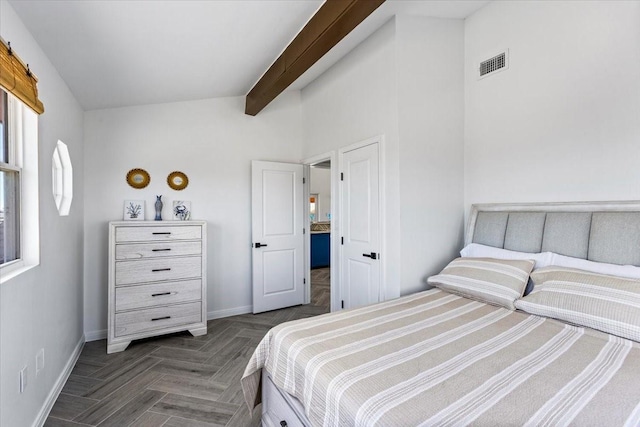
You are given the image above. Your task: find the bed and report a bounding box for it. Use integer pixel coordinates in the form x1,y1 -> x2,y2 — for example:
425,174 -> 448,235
242,201 -> 640,426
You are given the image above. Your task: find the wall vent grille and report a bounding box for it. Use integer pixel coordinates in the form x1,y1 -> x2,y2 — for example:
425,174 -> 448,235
476,49 -> 509,79
480,52 -> 506,77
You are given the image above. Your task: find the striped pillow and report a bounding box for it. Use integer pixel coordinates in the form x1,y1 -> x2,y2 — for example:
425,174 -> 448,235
515,267 -> 640,342
427,257 -> 535,309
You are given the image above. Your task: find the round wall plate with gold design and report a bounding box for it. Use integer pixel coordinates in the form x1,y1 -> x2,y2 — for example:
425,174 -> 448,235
126,168 -> 150,189
167,171 -> 189,190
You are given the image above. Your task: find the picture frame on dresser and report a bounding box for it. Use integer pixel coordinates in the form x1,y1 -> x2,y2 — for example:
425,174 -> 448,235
107,220 -> 207,353
123,200 -> 145,220
173,200 -> 191,221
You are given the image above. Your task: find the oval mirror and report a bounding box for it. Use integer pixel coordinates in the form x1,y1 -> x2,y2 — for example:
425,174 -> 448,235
167,171 -> 189,190
126,168 -> 150,189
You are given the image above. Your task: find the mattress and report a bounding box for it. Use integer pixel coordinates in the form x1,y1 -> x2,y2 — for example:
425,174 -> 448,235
242,289 -> 640,426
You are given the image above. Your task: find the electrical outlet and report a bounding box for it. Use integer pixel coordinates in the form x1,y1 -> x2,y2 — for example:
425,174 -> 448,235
36,349 -> 44,375
19,366 -> 27,393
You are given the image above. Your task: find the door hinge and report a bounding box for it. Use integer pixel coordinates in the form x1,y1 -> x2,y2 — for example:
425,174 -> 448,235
303,228 -> 306,234
341,236 -> 344,245
303,278 -> 306,284
340,172 -> 344,181
303,177 -> 306,184
341,300 -> 344,309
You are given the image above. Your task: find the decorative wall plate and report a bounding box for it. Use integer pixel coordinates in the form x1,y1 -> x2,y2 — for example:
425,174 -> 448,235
167,171 -> 189,190
126,168 -> 150,189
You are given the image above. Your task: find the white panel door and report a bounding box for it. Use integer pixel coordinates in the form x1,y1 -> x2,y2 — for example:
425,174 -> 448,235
341,143 -> 380,309
252,161 -> 304,313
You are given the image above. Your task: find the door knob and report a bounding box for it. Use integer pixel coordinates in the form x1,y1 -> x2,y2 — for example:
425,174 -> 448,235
254,242 -> 268,248
363,252 -> 378,260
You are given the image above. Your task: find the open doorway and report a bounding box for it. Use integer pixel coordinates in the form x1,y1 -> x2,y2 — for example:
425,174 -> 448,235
304,151 -> 338,313
302,137 -> 382,313
309,160 -> 331,313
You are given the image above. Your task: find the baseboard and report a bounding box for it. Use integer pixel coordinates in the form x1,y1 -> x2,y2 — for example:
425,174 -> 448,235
33,334 -> 85,427
84,305 -> 253,342
85,329 -> 107,342
208,305 -> 252,319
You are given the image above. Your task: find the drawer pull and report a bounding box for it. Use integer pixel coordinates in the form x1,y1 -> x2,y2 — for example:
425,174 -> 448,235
151,292 -> 172,297
151,316 -> 171,321
151,268 -> 171,272
152,232 -> 172,235
280,421 -> 288,427
152,248 -> 172,252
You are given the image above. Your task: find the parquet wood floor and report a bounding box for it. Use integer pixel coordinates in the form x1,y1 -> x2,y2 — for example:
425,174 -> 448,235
45,269 -> 330,427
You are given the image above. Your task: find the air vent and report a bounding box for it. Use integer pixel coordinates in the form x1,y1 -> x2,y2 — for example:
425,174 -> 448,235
478,49 -> 508,79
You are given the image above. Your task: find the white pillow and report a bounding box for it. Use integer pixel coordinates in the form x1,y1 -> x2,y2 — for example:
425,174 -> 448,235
550,253 -> 640,280
460,243 -> 554,269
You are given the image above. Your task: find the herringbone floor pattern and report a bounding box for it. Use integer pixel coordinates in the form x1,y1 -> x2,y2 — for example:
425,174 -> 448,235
310,267 -> 330,308
45,270 -> 330,427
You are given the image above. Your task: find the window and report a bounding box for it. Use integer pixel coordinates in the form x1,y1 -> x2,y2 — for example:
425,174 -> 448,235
52,140 -> 73,216
0,90 -> 20,265
0,88 -> 39,279
0,39 -> 43,281
310,194 -> 319,222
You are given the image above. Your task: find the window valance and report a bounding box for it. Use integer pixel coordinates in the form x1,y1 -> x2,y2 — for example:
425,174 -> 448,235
0,38 -> 44,114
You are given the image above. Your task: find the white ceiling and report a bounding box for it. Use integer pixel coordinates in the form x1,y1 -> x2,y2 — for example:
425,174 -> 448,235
8,0 -> 488,111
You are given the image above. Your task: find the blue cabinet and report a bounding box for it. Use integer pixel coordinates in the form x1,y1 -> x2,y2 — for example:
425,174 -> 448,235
311,233 -> 330,268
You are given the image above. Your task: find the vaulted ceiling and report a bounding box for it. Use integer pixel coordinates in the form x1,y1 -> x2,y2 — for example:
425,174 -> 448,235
8,0 -> 488,111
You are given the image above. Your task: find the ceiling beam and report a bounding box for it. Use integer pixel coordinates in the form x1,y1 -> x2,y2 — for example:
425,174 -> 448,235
245,0 -> 385,116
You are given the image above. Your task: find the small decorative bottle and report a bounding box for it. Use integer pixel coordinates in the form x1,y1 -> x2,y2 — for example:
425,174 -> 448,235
154,195 -> 163,220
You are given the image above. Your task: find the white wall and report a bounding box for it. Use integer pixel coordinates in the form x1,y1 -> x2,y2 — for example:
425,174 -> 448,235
301,18 -> 403,300
465,1 -> 640,216
301,15 -> 465,298
0,1 -> 85,426
83,92 -> 303,338
310,167 -> 331,222
396,15 -> 464,293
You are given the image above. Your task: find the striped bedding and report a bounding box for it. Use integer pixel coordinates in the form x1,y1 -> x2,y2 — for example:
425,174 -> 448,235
241,289 -> 640,426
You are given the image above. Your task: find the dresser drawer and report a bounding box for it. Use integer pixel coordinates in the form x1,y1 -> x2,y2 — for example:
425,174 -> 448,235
116,241 -> 201,260
115,279 -> 202,312
115,257 -> 201,286
115,226 -> 201,243
114,302 -> 202,337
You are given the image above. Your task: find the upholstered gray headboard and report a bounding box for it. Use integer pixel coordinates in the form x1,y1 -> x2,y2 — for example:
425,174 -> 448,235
465,201 -> 640,267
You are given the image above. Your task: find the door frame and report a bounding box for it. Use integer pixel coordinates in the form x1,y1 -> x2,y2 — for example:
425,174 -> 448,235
303,150 -> 339,311
338,135 -> 386,306
302,134 -> 386,312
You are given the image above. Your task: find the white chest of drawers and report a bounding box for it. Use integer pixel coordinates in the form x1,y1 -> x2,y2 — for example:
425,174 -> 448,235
107,221 -> 207,353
